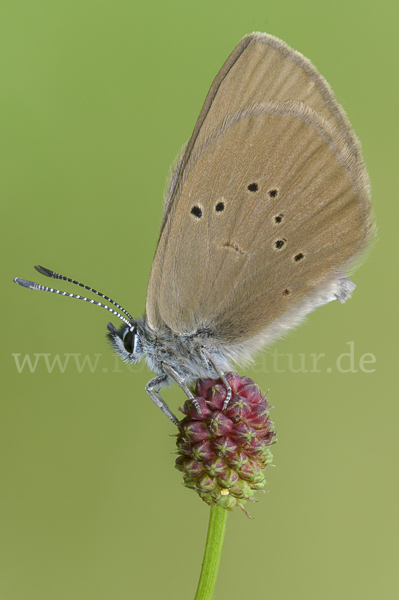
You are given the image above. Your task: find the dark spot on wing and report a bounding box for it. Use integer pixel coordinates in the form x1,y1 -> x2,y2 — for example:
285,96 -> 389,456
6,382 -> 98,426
191,206 -> 202,218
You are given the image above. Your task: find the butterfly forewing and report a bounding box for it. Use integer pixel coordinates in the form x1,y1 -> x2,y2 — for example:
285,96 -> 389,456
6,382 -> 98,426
146,33 -> 373,346
160,32 -> 364,236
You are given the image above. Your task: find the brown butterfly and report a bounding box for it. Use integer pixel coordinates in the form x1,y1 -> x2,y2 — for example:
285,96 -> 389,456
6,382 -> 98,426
14,33 -> 374,425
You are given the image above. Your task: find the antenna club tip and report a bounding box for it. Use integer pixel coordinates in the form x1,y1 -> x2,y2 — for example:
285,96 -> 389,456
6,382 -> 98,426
13,277 -> 38,290
35,265 -> 54,277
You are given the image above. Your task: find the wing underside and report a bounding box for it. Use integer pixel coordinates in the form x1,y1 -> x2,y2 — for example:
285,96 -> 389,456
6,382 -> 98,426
146,33 -> 373,349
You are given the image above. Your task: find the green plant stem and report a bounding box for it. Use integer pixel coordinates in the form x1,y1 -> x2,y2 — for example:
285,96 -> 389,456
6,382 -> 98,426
194,505 -> 228,600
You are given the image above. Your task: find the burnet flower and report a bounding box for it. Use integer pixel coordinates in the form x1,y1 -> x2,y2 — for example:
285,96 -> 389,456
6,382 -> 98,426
175,373 -> 276,513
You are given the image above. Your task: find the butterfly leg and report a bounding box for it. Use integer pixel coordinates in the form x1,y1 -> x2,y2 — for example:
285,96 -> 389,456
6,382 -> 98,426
145,374 -> 179,425
161,362 -> 201,413
200,346 -> 232,410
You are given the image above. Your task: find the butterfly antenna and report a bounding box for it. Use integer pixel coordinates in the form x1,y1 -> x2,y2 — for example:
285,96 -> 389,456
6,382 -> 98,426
13,266 -> 133,328
33,265 -> 135,321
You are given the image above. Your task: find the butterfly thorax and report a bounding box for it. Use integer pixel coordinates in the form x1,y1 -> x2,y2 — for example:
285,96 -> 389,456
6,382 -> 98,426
107,316 -> 232,385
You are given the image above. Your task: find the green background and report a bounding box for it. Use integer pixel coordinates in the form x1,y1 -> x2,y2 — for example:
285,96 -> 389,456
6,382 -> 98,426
2,1 -> 397,599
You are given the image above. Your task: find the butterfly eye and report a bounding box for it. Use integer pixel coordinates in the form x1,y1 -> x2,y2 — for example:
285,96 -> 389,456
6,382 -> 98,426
123,330 -> 134,354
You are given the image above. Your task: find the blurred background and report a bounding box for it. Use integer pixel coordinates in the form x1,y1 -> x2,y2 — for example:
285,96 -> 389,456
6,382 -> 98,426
2,1 -> 397,599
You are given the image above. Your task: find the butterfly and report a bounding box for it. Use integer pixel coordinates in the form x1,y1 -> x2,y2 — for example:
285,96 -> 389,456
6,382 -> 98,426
14,33 -> 374,425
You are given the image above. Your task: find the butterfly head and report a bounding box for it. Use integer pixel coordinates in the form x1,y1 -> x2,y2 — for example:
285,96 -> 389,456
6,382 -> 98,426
107,322 -> 144,364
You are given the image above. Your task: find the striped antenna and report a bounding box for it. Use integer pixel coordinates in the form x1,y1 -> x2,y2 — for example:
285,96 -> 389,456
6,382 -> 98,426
34,265 -> 134,322
13,266 -> 133,328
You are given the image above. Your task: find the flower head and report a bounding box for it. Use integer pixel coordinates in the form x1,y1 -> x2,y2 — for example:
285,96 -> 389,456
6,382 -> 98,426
175,373 -> 276,512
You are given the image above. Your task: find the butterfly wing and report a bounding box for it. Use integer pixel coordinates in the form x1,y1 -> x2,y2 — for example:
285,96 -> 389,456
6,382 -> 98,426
146,33 -> 373,352
160,32 -> 363,234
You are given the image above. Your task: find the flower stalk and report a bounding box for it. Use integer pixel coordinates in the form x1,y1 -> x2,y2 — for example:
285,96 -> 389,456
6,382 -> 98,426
194,505 -> 228,600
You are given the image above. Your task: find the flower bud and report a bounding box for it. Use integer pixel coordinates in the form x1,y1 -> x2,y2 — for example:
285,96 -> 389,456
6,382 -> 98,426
175,373 -> 276,512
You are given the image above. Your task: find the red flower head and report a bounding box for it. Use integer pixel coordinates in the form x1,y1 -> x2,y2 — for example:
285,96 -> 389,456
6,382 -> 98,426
175,373 -> 276,512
